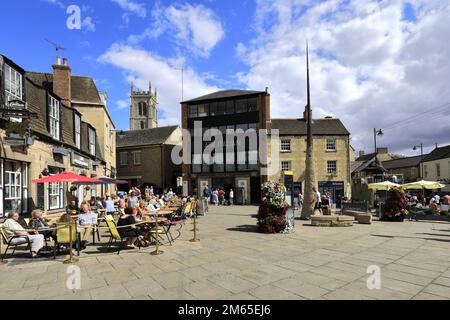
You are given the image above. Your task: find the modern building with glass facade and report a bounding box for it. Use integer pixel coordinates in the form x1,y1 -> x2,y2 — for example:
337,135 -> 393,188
181,89 -> 271,204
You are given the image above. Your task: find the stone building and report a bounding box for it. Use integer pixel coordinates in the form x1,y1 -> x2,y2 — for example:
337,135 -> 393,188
181,89 -> 271,204
116,126 -> 182,192
129,82 -> 158,130
0,54 -> 115,217
269,111 -> 352,207
422,144 -> 450,192
382,155 -> 423,183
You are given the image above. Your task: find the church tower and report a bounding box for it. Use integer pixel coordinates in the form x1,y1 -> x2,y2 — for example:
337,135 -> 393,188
130,82 -> 158,130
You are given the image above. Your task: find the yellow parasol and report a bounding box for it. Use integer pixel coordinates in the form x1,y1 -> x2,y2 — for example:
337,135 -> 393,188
368,181 -> 401,191
401,180 -> 446,190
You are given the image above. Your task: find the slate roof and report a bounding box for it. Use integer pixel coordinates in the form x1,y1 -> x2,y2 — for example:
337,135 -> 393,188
270,118 -> 350,136
182,90 -> 265,103
26,72 -> 102,104
355,152 -> 377,162
423,145 -> 450,162
117,126 -> 179,148
382,155 -> 423,170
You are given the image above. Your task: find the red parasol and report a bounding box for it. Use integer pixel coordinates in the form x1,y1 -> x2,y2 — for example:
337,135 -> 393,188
32,172 -> 102,184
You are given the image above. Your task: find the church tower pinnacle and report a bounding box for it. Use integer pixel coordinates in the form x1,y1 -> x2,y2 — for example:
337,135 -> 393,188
130,81 -> 158,130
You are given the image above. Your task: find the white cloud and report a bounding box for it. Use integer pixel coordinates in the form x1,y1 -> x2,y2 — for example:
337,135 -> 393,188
43,0 -> 65,8
112,0 -> 147,18
236,0 -> 450,154
128,3 -> 224,58
115,99 -> 129,110
81,16 -> 96,32
99,44 -> 219,126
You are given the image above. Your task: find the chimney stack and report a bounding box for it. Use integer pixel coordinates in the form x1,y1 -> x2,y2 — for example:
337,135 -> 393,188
359,150 -> 365,157
52,57 -> 71,107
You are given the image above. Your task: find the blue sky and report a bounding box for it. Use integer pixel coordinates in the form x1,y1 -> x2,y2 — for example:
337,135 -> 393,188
1,0 -> 449,155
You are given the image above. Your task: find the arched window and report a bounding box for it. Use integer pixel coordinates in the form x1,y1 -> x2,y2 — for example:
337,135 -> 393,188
138,102 -> 143,116
143,103 -> 148,116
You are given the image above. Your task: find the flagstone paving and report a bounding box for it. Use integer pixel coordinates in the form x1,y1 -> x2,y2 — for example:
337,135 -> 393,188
1,206 -> 450,300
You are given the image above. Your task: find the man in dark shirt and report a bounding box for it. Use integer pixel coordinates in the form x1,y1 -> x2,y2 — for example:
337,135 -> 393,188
66,199 -> 80,214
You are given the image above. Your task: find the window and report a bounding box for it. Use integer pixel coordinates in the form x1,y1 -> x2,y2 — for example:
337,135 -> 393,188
120,152 -> 128,166
436,163 -> 441,177
327,160 -> 337,174
189,105 -> 198,118
140,121 -> 146,129
74,113 -> 81,149
281,161 -> 292,171
225,101 -> 234,114
210,102 -> 218,116
326,139 -> 336,151
281,139 -> 291,152
48,167 -> 64,210
88,128 -> 96,156
133,151 -> 142,165
198,104 -> 208,117
49,96 -> 60,140
4,163 -> 22,214
424,165 -> 428,178
142,103 -> 148,116
4,64 -> 22,100
235,99 -> 247,113
247,98 -> 257,112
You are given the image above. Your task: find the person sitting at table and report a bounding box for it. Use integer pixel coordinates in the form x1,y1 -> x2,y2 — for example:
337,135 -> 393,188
89,197 -> 98,211
3,212 -> 45,258
77,203 -> 98,246
29,209 -> 56,242
105,196 -> 116,216
147,198 -> 161,212
117,207 -> 142,248
128,191 -> 138,209
137,200 -> 149,218
430,199 -> 441,215
66,199 -> 80,215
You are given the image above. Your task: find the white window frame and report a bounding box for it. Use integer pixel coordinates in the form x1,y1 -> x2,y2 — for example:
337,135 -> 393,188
49,95 -> 60,140
281,161 -> 292,171
120,152 -> 128,166
133,151 -> 142,165
4,169 -> 22,211
326,139 -> 337,151
4,64 -> 22,100
327,160 -> 337,174
280,139 -> 291,152
74,113 -> 81,149
48,168 -> 64,210
88,128 -> 96,156
436,163 -> 441,177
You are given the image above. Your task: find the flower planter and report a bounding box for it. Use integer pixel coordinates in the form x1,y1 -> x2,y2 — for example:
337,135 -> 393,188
257,182 -> 293,234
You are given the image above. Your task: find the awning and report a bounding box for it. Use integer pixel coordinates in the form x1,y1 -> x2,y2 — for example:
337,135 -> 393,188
33,172 -> 103,184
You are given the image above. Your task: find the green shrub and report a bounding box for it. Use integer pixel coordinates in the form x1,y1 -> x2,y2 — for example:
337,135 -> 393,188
440,211 -> 449,216
425,209 -> 435,216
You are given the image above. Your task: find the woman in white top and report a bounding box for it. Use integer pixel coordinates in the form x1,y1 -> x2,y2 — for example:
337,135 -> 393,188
3,212 -> 44,257
105,196 -> 116,215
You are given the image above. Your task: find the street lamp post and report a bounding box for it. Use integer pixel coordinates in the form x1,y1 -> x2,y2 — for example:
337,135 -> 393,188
413,144 -> 424,179
373,128 -> 384,154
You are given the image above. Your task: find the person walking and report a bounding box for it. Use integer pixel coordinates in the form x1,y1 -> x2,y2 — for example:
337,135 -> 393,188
229,189 -> 234,206
312,187 -> 322,215
203,186 -> 211,213
212,189 -> 219,206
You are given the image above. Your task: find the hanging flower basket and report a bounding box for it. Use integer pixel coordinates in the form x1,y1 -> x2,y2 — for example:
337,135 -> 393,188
257,181 -> 293,233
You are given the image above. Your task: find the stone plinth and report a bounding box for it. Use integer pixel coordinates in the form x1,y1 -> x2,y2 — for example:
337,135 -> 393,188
311,215 -> 354,227
355,214 -> 372,224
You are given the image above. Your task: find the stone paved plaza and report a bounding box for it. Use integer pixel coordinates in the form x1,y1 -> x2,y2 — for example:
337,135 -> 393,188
1,205 -> 450,300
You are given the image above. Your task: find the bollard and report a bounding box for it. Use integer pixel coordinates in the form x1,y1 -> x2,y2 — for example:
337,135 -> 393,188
151,215 -> 164,255
190,211 -> 200,243
63,221 -> 78,264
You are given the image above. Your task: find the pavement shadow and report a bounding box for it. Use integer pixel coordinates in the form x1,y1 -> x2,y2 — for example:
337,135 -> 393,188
372,234 -> 450,243
226,225 -> 259,233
